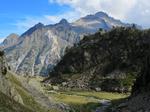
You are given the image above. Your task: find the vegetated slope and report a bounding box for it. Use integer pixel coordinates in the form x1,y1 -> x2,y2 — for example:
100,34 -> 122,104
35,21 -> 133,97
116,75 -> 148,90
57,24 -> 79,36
0,50 -> 60,112
0,91 -> 33,112
115,54 -> 150,112
3,11 -> 135,76
0,51 -> 33,112
46,27 -> 150,92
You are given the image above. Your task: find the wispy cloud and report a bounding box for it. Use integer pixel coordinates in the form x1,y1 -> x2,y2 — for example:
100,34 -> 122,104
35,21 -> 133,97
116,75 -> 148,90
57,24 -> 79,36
14,16 -> 56,32
14,11 -> 80,32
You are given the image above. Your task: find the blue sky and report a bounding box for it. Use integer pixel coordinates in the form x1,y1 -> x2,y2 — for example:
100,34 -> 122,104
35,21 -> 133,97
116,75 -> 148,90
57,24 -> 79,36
0,0 -> 150,42
0,0 -> 72,40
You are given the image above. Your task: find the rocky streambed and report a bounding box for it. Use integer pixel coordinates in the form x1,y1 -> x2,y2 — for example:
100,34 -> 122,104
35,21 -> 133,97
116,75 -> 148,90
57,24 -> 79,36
95,99 -> 111,112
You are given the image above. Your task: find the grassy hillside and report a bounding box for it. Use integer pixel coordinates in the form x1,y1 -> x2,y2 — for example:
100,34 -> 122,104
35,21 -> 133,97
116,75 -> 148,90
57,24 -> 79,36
6,71 -> 59,112
0,91 -> 33,112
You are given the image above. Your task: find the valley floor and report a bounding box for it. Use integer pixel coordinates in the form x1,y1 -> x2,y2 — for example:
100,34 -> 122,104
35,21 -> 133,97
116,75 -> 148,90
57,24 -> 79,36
47,91 -> 128,112
17,75 -> 129,112
8,73 -> 129,112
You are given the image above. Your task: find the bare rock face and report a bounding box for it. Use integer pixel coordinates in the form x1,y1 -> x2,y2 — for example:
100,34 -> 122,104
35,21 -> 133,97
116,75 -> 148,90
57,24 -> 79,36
3,11 -> 134,76
4,24 -> 72,76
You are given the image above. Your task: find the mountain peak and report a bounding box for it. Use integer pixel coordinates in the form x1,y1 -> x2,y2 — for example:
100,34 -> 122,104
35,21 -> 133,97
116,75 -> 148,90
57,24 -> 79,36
21,22 -> 44,37
94,11 -> 109,18
34,22 -> 44,28
59,19 -> 69,24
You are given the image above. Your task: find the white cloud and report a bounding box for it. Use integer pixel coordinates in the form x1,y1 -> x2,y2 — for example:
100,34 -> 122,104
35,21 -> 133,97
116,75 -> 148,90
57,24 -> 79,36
49,0 -> 137,20
49,0 -> 150,28
0,37 -> 6,43
127,0 -> 150,28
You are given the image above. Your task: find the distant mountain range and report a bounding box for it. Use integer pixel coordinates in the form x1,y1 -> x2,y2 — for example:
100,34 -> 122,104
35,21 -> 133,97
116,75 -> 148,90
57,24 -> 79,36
1,11 -> 139,76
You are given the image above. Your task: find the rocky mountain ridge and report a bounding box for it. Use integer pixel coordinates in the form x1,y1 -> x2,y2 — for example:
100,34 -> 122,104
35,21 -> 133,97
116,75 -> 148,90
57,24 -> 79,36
2,11 -> 138,76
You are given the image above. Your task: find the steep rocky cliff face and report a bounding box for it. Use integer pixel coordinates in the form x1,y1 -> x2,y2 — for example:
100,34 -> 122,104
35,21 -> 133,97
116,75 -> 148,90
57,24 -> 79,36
46,27 -> 150,92
3,11 -> 134,76
5,28 -> 70,76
